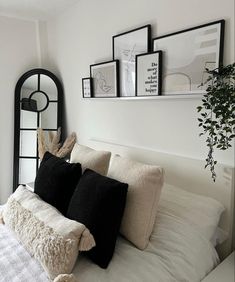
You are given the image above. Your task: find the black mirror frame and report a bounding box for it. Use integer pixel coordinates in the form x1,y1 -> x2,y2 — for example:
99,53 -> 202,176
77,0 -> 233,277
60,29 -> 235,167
13,68 -> 63,192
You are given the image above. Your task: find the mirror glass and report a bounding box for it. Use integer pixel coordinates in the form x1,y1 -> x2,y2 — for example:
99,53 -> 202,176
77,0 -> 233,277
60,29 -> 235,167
20,75 -> 38,99
20,110 -> 37,128
14,69 -> 63,191
29,91 -> 49,112
40,74 -> 58,100
19,159 -> 37,184
40,103 -> 58,129
19,131 -> 37,156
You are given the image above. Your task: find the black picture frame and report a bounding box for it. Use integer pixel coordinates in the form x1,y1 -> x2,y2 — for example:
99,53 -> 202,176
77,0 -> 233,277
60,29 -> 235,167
135,51 -> 162,97
82,77 -> 93,98
152,19 -> 225,95
112,24 -> 151,97
90,60 -> 119,98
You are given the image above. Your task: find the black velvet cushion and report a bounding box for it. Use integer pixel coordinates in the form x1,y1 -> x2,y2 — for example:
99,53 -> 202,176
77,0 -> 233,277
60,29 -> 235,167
34,151 -> 82,215
67,169 -> 128,268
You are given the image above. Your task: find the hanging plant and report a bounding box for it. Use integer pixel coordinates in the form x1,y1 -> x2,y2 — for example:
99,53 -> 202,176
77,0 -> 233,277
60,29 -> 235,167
197,63 -> 235,181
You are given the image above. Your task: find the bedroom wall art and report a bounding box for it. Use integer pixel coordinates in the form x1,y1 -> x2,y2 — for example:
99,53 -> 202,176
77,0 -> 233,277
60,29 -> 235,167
82,19 -> 225,99
112,25 -> 151,97
90,60 -> 119,98
135,50 -> 162,96
153,20 -> 225,95
82,77 -> 93,98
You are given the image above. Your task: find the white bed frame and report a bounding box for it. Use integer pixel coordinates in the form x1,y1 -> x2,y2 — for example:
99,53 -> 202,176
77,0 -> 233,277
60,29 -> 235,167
87,138 -> 234,260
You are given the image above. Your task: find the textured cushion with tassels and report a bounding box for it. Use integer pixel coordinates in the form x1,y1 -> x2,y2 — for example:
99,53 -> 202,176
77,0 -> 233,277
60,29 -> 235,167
2,186 -> 95,280
53,274 -> 77,282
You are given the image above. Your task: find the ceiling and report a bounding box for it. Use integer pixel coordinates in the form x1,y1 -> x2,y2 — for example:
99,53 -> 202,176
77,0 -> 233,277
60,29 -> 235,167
0,0 -> 79,20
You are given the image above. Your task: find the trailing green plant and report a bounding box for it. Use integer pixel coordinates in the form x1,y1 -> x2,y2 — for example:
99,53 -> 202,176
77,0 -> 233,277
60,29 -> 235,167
197,63 -> 235,181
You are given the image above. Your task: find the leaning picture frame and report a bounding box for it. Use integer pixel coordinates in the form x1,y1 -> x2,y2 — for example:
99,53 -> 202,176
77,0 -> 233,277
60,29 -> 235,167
82,77 -> 93,98
153,19 -> 225,95
113,25 -> 151,97
136,51 -> 162,97
90,60 -> 119,98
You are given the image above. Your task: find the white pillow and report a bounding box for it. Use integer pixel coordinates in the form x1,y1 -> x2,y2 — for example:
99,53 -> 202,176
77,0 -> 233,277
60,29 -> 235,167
70,143 -> 111,175
108,155 -> 164,250
211,227 -> 228,247
2,186 -> 95,280
158,183 -> 225,242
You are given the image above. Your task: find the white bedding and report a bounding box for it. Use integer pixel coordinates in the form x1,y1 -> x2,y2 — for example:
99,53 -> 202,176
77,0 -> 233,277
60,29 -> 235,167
0,223 -> 49,282
73,211 -> 219,282
0,199 -> 219,282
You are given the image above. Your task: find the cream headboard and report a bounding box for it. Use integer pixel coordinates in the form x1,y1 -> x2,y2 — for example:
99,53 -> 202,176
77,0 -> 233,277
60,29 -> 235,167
87,137 -> 234,260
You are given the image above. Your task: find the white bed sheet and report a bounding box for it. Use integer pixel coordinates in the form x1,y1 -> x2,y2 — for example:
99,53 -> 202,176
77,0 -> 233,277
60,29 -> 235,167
0,198 -> 219,282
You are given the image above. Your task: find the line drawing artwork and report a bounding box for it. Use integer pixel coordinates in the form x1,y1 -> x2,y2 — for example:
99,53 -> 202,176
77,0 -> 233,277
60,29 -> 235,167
94,71 -> 112,93
123,44 -> 136,95
120,43 -> 145,96
113,25 -> 150,96
153,22 -> 222,94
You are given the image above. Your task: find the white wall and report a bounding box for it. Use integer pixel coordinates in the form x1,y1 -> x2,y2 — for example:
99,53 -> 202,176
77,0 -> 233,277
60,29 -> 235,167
0,0 -> 233,203
0,15 -> 39,204
45,0 -> 234,171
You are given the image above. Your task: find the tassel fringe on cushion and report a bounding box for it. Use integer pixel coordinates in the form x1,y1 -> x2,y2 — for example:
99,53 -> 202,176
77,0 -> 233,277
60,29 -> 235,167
53,274 -> 77,282
79,229 -> 96,251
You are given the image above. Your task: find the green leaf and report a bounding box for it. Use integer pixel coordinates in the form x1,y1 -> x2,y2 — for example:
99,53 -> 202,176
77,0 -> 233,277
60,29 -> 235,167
196,62 -> 235,181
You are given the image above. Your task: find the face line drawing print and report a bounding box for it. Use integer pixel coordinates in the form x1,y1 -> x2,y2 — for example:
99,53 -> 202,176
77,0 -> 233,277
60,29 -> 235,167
94,71 -> 112,93
153,22 -> 222,94
122,43 -> 137,95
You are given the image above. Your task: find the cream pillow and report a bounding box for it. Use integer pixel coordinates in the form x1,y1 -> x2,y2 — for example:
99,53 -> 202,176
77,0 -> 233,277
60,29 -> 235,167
2,186 -> 95,280
70,143 -> 111,175
108,155 -> 164,250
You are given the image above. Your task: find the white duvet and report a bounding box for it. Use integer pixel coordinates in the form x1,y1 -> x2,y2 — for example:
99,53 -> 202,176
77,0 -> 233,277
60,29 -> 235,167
73,210 -> 219,282
0,186 -> 219,282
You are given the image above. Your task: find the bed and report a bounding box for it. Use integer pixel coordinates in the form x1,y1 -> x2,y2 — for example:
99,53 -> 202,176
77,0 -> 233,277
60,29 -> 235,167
0,141 -> 234,282
0,187 -> 220,282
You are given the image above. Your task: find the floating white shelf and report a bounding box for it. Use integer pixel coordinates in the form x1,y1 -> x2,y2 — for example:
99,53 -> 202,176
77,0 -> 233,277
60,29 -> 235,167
84,94 -> 203,101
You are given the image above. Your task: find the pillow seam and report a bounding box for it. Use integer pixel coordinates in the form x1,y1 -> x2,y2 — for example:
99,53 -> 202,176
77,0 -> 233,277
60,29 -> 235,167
143,170 -> 163,248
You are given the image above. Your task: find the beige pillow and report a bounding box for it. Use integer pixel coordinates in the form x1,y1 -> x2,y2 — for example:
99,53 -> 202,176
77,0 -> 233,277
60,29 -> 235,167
2,186 -> 95,280
108,155 -> 164,250
70,143 -> 111,175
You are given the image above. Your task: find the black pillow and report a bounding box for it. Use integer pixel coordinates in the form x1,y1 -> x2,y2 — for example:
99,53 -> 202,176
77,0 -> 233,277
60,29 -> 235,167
67,169 -> 128,268
34,151 -> 82,215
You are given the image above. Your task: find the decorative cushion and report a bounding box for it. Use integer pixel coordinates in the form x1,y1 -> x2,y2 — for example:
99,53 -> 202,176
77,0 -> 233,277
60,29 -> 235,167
2,186 -> 95,280
34,152 -> 82,215
70,143 -> 111,176
107,155 -> 164,250
67,169 -> 128,268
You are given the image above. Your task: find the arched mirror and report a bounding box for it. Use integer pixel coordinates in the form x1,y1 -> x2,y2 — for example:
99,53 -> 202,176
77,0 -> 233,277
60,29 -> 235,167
13,68 -> 63,191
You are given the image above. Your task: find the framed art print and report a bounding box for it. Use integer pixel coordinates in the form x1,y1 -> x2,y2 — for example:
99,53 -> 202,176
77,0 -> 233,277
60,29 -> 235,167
113,25 -> 151,97
136,51 -> 162,96
153,20 -> 225,95
90,60 -> 119,98
82,77 -> 92,98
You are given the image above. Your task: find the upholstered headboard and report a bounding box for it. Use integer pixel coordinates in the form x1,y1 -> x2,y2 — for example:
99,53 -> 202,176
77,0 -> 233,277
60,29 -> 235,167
87,137 -> 234,260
